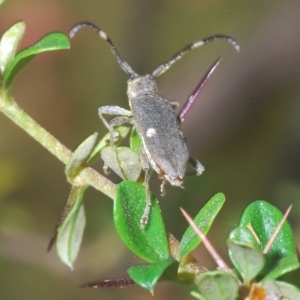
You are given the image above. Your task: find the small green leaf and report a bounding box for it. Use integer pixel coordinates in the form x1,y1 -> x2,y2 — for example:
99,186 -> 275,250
3,32 -> 70,88
56,186 -> 87,269
127,259 -> 174,292
190,291 -> 205,300
179,193 -> 225,258
0,0 -> 5,5
228,225 -> 260,248
227,234 -> 264,285
197,271 -> 239,300
261,278 -> 300,299
101,146 -> 142,181
228,226 -> 264,283
87,126 -> 130,165
0,21 -> 25,75
130,127 -> 142,153
65,132 -> 98,178
114,180 -> 168,263
239,201 -> 295,277
266,253 -> 300,280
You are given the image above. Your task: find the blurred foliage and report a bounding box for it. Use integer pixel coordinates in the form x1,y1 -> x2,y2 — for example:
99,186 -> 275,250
1,0 -> 300,299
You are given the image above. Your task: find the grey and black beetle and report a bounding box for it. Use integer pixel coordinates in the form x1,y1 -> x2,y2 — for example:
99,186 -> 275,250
69,22 -> 239,226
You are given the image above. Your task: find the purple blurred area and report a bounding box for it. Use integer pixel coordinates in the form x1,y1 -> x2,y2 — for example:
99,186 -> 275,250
0,0 -> 300,299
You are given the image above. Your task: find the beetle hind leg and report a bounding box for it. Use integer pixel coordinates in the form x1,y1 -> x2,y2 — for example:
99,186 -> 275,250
186,156 -> 205,176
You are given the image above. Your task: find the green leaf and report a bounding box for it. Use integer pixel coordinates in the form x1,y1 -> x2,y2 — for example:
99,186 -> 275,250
227,231 -> 264,285
0,0 -> 5,5
87,126 -> 130,165
127,259 -> 174,292
239,201 -> 295,277
130,127 -> 142,153
65,132 -> 98,178
261,278 -> 300,299
0,21 -> 25,75
190,291 -> 206,300
101,146 -> 142,181
228,226 -> 262,283
266,253 -> 300,280
56,185 -> 87,269
228,225 -> 260,248
197,271 -> 239,300
114,180 -> 168,263
3,32 -> 70,88
179,193 -> 225,258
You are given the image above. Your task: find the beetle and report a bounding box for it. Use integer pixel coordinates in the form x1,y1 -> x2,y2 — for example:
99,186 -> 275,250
69,22 -> 239,225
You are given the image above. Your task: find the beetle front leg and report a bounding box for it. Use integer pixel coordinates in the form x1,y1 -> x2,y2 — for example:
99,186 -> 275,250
101,115 -> 133,174
98,106 -> 132,145
98,106 -> 132,173
108,116 -> 133,146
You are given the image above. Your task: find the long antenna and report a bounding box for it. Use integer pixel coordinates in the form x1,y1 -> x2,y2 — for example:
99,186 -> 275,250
69,22 -> 137,78
152,35 -> 239,78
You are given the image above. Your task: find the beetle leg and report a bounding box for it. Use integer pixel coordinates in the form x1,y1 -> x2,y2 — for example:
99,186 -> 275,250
98,106 -> 132,172
100,115 -> 132,174
186,156 -> 205,176
160,179 -> 167,196
170,101 -> 179,109
139,146 -> 151,227
98,106 -> 132,143
108,116 -> 133,146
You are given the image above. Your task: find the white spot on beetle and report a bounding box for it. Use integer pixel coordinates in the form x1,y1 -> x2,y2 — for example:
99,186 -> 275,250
146,128 -> 156,137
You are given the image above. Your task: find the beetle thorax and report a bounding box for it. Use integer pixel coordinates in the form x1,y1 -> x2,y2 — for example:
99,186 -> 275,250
127,75 -> 158,98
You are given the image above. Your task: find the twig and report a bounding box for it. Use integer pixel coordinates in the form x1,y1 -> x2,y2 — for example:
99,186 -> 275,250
0,88 -> 116,199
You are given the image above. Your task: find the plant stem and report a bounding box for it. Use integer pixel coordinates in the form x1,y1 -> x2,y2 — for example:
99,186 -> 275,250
0,88 -> 116,199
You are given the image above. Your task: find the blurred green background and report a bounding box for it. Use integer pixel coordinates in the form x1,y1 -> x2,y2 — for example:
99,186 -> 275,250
1,0 -> 300,299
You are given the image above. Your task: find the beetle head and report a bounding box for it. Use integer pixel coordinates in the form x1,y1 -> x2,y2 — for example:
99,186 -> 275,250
127,75 -> 158,98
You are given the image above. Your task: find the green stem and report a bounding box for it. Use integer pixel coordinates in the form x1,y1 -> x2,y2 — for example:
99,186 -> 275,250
0,88 -> 116,199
